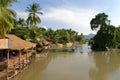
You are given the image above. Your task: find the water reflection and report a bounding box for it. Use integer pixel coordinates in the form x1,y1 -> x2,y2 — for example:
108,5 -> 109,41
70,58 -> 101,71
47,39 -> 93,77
12,51 -> 52,80
11,44 -> 120,80
74,44 -> 91,53
89,50 -> 120,80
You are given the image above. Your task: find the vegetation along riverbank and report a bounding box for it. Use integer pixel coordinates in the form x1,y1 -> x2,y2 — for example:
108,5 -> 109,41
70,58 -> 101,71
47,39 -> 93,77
0,0 -> 85,79
1,0 -> 120,80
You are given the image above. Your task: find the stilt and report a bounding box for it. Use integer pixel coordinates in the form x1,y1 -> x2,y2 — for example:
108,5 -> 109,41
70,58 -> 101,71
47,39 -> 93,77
26,50 -> 28,65
7,49 -> 9,80
19,50 -> 21,72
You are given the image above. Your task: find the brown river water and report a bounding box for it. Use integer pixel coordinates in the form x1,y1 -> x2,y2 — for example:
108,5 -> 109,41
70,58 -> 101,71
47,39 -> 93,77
11,44 -> 120,80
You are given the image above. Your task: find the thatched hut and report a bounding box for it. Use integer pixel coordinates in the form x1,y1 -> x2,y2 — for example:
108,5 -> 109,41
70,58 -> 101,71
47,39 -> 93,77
6,35 -> 36,50
0,34 -> 36,80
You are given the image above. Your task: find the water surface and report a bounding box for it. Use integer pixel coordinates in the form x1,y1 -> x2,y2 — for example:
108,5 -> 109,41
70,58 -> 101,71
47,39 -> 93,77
12,44 -> 120,80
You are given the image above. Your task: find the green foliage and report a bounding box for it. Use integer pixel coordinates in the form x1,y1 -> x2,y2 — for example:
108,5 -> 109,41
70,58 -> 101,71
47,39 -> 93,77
0,0 -> 17,38
9,27 -> 30,40
26,2 -> 43,29
75,33 -> 85,43
10,24 -> 85,45
90,13 -> 120,51
17,18 -> 26,27
91,25 -> 116,50
90,13 -> 110,31
44,28 -> 84,44
44,28 -> 55,39
31,26 -> 44,44
5,1 -> 84,45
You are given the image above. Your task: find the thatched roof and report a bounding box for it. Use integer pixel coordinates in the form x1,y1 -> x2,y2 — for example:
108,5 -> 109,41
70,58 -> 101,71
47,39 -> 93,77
0,39 -> 9,49
5,34 -> 36,50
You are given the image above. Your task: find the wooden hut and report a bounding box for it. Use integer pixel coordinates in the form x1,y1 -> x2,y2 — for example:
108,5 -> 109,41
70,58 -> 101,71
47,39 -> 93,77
0,34 -> 36,80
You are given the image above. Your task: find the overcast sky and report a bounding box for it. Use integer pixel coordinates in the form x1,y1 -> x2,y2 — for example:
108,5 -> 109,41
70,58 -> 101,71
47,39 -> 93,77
11,0 -> 120,35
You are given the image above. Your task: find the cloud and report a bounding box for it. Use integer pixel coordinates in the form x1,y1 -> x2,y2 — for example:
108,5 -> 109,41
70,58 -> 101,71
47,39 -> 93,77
16,7 -> 98,34
40,25 -> 48,30
42,7 -> 98,34
17,11 -> 28,19
43,7 -> 98,27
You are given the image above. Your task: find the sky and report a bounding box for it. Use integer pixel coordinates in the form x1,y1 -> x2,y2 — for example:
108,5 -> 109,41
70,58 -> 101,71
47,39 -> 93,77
11,0 -> 120,35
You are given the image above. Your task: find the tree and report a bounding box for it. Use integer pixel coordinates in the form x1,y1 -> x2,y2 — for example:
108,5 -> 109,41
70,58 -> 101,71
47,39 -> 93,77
10,26 -> 44,44
26,2 -> 43,29
114,27 -> 120,48
91,25 -> 116,50
90,13 -> 110,31
17,18 -> 26,27
30,27 -> 44,43
0,0 -> 17,38
44,28 -> 55,40
26,2 -> 43,44
90,13 -> 116,50
10,27 -> 30,40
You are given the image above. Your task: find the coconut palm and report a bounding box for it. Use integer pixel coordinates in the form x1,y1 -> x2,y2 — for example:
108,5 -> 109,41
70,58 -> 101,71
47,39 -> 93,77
26,2 -> 43,29
0,0 -> 17,38
17,18 -> 26,27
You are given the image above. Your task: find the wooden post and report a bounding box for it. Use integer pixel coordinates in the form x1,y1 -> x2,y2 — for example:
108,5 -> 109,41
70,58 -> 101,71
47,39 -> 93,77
30,48 -> 33,63
19,50 -> 21,72
26,50 -> 28,65
7,49 -> 9,80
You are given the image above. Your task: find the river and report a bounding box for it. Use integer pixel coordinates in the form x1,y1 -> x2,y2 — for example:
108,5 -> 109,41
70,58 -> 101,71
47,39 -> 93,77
11,44 -> 120,80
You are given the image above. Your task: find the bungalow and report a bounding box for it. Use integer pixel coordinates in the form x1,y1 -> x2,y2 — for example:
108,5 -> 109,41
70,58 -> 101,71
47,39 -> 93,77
0,35 -> 36,80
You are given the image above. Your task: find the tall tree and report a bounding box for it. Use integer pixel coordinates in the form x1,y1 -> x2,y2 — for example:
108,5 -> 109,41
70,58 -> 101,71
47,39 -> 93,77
0,0 -> 17,38
90,13 -> 110,31
90,13 -> 116,50
26,2 -> 43,29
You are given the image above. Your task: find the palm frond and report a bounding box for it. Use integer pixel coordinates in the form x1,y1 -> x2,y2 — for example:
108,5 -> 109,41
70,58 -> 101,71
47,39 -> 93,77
26,2 -> 43,29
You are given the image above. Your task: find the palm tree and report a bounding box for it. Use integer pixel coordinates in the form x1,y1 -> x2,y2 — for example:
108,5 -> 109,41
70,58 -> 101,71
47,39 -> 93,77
26,2 -> 43,29
17,18 -> 26,27
0,0 -> 17,38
